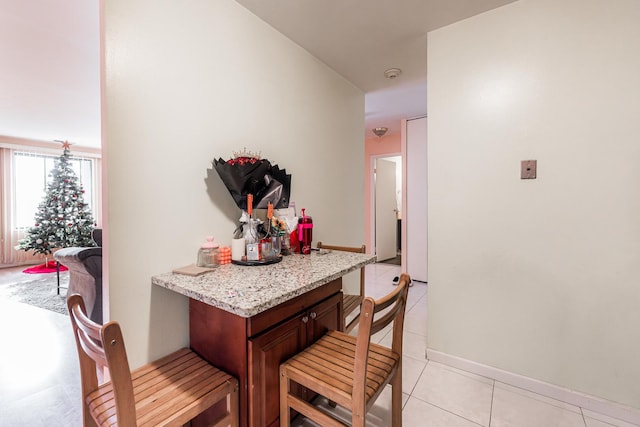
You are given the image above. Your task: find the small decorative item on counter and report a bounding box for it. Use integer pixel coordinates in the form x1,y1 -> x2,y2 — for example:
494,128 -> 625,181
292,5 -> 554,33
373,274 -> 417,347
274,207 -> 298,256
279,234 -> 290,255
247,193 -> 253,216
271,236 -> 281,256
289,228 -> 300,253
298,208 -> 313,254
197,236 -> 219,268
260,238 -> 276,260
270,216 -> 289,255
267,201 -> 274,220
246,243 -> 260,261
239,210 -> 262,244
231,238 -> 245,261
218,246 -> 232,264
270,216 -> 287,235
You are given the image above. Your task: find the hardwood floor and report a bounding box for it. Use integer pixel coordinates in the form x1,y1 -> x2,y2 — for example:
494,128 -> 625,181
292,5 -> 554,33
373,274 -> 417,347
0,267 -> 82,426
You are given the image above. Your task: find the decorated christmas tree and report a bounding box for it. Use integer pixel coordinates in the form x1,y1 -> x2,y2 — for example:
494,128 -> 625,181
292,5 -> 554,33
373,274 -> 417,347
16,141 -> 96,255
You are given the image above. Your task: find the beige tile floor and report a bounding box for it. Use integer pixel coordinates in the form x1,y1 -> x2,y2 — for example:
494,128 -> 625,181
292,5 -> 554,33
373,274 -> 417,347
1,263 -> 638,426
293,262 -> 640,427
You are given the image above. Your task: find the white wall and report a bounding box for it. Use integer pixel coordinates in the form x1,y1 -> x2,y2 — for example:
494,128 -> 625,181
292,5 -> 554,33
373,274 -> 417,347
427,0 -> 640,409
103,0 -> 364,367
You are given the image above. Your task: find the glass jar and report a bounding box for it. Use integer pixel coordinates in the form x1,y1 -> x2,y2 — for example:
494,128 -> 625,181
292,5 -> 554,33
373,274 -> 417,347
196,236 -> 219,268
272,236 -> 282,256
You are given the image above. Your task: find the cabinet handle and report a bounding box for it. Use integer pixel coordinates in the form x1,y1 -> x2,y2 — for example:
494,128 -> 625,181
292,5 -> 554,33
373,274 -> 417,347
301,316 -> 309,323
309,312 -> 317,319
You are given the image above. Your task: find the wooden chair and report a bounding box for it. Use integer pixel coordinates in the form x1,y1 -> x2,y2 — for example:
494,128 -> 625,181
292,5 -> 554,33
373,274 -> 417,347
66,294 -> 239,427
316,242 -> 366,333
279,273 -> 411,427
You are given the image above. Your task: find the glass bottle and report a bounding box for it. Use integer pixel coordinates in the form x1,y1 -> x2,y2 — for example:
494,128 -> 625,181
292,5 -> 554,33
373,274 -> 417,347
298,208 -> 313,254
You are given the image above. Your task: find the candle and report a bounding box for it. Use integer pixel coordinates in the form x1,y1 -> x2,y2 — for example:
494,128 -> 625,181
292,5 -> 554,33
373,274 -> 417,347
231,238 -> 246,261
247,194 -> 253,216
267,202 -> 273,220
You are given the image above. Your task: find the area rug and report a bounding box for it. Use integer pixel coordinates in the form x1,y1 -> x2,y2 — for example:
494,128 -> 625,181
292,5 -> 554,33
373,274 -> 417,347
0,271 -> 69,316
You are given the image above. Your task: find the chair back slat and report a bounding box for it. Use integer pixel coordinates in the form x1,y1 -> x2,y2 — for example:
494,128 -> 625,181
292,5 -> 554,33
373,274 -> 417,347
372,279 -> 407,313
76,328 -> 108,368
370,278 -> 409,335
370,303 -> 403,336
316,242 -> 367,333
316,242 -> 366,254
70,302 -> 108,368
71,303 -> 103,341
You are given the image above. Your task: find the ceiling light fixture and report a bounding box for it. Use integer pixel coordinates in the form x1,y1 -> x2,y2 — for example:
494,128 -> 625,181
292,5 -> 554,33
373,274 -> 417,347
384,68 -> 402,79
373,127 -> 388,138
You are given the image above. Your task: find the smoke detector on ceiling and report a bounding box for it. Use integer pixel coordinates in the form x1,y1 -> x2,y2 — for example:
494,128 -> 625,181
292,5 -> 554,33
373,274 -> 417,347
384,68 -> 402,79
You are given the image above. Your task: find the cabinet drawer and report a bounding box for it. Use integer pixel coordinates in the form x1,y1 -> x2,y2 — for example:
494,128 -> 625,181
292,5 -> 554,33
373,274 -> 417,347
247,278 -> 342,337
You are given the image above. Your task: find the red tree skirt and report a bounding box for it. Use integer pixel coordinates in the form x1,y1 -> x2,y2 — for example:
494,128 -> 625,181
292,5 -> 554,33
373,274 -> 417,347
23,260 -> 68,274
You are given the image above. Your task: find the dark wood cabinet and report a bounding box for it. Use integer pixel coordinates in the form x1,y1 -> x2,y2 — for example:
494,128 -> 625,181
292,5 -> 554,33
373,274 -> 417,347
249,292 -> 342,426
190,279 -> 343,427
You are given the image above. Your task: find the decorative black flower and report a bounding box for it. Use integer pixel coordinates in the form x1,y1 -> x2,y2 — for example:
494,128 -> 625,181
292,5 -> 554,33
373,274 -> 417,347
212,154 -> 291,210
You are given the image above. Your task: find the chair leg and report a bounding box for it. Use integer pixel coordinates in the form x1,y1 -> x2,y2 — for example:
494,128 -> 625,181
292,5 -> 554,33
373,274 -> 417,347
352,402 -> 366,427
211,380 -> 239,427
391,368 -> 403,427
280,369 -> 291,427
83,406 -> 98,427
230,380 -> 239,427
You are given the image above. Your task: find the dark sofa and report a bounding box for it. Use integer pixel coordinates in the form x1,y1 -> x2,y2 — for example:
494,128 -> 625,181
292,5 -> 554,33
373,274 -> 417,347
54,229 -> 103,323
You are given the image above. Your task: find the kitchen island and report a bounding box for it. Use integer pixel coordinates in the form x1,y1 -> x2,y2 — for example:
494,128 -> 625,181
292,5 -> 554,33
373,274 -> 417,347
152,250 -> 376,427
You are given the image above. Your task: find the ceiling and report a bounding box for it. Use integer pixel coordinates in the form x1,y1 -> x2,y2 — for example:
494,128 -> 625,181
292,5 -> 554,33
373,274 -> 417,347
0,0 -> 517,149
0,0 -> 100,148
236,0 -> 518,137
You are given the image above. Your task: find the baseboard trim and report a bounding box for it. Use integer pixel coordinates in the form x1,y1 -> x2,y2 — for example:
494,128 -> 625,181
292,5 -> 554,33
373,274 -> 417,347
426,348 -> 640,425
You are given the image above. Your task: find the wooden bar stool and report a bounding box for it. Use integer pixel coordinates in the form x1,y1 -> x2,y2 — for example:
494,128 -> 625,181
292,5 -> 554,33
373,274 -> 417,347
279,273 -> 411,427
316,242 -> 366,333
67,294 -> 239,427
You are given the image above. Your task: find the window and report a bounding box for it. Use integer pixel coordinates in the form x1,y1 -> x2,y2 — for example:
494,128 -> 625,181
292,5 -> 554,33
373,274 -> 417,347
13,152 -> 96,229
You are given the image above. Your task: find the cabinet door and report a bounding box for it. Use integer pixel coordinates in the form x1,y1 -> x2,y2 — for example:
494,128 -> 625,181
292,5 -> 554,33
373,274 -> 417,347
249,312 -> 307,427
308,292 -> 343,342
248,292 -> 342,427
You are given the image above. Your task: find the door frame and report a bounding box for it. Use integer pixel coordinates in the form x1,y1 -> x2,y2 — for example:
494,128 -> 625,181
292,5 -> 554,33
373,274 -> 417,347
401,116 -> 428,282
369,153 -> 401,259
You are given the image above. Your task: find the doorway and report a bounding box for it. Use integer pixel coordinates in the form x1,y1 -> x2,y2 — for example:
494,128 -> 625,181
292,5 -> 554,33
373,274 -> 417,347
373,156 -> 402,264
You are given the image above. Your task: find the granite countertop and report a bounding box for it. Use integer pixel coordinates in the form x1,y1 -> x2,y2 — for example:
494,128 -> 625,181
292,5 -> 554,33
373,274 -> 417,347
152,251 -> 376,318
